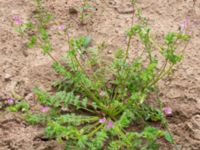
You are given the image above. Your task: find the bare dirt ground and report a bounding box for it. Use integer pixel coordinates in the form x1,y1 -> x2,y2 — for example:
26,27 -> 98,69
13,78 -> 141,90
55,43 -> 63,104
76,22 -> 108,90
0,0 -> 200,149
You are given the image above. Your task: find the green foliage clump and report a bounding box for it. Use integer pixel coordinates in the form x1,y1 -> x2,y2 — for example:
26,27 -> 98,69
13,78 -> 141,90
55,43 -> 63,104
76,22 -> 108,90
79,0 -> 94,25
14,1 -> 191,149
6,101 -> 29,112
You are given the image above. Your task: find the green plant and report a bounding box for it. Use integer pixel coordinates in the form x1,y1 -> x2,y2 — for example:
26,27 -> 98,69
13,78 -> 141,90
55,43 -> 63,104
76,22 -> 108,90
79,0 -> 94,25
0,93 -> 29,112
6,101 -> 30,112
130,0 -> 137,6
34,0 -> 53,27
15,0 -> 54,58
15,1 -> 191,149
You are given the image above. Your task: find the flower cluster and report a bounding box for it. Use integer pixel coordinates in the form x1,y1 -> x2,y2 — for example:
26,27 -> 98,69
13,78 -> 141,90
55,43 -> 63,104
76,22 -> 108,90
50,25 -> 65,31
99,117 -> 114,129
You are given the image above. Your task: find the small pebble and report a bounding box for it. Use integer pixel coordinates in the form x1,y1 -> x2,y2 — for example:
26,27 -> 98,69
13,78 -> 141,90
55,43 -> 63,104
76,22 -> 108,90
107,50 -> 112,54
4,74 -> 12,81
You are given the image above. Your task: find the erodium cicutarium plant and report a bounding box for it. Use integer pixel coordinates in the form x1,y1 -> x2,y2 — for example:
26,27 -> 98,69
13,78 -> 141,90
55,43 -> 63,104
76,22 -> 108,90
12,1 -> 191,149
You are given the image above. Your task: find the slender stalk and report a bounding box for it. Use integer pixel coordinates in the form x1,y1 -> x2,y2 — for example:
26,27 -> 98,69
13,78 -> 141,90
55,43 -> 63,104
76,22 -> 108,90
150,39 -> 163,52
157,59 -> 168,78
82,122 -> 100,134
73,55 -> 91,80
149,64 -> 174,88
125,36 -> 132,60
47,52 -> 59,64
88,123 -> 104,138
145,59 -> 168,91
79,107 -> 96,113
146,45 -> 152,62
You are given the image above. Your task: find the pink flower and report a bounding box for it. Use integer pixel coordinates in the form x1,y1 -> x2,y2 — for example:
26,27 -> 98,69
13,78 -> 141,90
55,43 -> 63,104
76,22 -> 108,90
41,106 -> 50,113
163,107 -> 172,116
180,17 -> 189,33
13,16 -> 23,25
189,31 -> 193,36
107,121 -> 114,129
7,98 -> 14,105
50,25 -> 65,31
58,25 -> 65,30
180,22 -> 186,32
99,117 -> 106,123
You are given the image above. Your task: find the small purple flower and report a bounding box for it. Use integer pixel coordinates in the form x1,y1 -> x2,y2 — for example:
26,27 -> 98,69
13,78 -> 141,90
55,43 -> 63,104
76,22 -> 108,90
99,117 -> 106,123
7,98 -> 14,105
13,16 -> 23,25
188,30 -> 193,36
163,107 -> 172,116
58,25 -> 65,30
107,121 -> 114,129
41,106 -> 50,113
180,23 -> 186,32
50,25 -> 65,31
180,17 -> 190,33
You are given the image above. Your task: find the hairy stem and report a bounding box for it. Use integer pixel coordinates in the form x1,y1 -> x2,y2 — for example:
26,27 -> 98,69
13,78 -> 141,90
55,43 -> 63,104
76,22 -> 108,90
88,123 -> 104,138
125,36 -> 132,60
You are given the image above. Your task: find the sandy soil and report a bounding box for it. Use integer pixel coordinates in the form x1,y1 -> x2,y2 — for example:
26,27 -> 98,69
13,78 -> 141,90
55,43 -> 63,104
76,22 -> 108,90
0,0 -> 200,149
